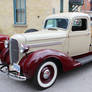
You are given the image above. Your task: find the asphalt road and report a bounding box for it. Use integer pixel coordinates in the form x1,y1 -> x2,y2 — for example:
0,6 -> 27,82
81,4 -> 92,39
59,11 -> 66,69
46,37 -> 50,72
0,62 -> 92,92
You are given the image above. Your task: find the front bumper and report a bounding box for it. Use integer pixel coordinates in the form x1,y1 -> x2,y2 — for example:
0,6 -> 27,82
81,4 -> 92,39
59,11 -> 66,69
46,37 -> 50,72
0,62 -> 27,81
9,72 -> 27,81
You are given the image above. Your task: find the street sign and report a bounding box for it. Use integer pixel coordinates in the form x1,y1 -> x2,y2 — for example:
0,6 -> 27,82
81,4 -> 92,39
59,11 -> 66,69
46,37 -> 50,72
69,0 -> 84,5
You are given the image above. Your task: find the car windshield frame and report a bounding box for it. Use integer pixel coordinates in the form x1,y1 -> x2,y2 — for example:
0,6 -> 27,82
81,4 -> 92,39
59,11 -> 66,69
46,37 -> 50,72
44,18 -> 69,30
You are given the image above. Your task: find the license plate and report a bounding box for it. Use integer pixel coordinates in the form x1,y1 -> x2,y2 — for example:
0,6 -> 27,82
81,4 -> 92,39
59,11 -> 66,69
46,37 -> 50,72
13,64 -> 20,73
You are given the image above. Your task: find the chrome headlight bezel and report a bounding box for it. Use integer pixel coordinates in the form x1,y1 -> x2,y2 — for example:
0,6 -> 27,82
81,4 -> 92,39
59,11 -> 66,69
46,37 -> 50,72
4,40 -> 9,48
20,44 -> 29,53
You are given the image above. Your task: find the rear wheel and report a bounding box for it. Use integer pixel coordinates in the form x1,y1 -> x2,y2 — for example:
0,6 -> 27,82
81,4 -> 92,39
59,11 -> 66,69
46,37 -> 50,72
33,61 -> 58,89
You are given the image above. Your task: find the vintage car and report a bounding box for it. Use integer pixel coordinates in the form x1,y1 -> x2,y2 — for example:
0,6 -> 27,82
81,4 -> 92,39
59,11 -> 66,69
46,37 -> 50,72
0,12 -> 92,89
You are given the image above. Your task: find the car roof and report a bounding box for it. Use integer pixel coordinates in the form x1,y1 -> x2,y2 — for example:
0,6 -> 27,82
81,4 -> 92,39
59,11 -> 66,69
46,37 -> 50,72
45,12 -> 90,20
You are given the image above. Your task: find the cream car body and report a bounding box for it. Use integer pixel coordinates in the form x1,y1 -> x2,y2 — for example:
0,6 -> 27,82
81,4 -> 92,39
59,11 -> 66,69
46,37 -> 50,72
11,12 -> 91,58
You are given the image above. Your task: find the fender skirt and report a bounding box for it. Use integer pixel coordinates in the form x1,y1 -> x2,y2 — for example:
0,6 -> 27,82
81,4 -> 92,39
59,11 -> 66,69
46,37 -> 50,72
19,49 -> 81,78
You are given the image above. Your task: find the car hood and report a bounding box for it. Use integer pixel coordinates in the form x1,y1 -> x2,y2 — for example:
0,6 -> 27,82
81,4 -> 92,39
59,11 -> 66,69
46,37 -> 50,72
11,30 -> 67,44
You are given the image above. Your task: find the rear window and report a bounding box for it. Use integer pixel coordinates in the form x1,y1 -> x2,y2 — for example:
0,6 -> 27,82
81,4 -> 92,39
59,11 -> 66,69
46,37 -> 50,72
72,19 -> 87,31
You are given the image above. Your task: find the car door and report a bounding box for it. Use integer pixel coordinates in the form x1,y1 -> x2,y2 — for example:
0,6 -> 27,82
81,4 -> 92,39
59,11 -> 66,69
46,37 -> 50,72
69,18 -> 91,56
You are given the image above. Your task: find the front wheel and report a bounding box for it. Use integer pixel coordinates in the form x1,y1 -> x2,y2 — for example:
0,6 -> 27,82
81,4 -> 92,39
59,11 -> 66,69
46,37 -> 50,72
33,61 -> 58,89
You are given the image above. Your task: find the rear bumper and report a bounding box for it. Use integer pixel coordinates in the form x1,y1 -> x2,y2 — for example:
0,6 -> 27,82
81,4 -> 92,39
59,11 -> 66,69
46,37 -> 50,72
0,62 -> 27,81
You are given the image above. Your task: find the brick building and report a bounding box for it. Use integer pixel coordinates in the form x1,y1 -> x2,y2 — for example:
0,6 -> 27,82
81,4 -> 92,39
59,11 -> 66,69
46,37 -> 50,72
81,0 -> 92,21
81,0 -> 91,11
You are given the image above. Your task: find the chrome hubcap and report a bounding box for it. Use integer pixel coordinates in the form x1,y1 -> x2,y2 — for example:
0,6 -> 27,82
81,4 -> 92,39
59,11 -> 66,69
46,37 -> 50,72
43,69 -> 50,79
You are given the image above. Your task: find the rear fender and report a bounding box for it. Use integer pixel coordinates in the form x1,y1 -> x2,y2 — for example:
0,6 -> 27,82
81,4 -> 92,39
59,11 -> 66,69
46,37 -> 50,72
19,49 -> 81,78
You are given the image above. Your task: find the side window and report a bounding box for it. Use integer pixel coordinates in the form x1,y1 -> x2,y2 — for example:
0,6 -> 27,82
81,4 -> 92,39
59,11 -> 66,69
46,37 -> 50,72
72,19 -> 87,31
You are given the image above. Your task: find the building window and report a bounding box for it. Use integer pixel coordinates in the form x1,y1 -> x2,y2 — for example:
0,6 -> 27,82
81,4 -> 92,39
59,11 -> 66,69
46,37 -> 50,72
14,0 -> 26,25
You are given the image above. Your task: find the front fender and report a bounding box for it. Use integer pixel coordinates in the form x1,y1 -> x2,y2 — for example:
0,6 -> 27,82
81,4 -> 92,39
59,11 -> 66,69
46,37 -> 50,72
0,34 -> 9,55
0,48 -> 10,65
19,49 -> 81,78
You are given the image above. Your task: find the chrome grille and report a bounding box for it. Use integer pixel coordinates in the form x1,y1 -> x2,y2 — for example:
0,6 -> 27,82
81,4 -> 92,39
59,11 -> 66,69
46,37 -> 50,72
10,39 -> 19,64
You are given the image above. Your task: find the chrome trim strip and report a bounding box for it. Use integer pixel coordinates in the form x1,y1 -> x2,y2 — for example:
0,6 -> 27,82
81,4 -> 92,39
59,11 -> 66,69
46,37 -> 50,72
9,39 -> 12,64
26,41 -> 63,48
27,36 -> 66,42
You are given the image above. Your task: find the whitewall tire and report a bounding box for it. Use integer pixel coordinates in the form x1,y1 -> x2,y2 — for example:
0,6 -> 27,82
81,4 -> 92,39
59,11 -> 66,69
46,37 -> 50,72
33,61 -> 58,89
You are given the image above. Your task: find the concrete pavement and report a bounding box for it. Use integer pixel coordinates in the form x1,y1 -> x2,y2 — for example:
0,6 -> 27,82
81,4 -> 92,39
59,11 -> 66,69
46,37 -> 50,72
0,62 -> 92,92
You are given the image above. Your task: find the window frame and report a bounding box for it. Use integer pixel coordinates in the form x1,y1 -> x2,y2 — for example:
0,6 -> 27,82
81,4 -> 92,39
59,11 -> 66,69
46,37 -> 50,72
13,0 -> 26,25
44,18 -> 69,30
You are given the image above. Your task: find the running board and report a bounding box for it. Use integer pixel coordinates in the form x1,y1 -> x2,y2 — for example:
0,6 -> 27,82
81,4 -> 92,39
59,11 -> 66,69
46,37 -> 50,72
75,55 -> 92,65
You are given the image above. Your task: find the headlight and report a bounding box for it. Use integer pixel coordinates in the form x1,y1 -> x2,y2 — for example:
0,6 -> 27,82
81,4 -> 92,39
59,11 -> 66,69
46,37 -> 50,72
20,44 -> 29,53
4,40 -> 9,48
20,44 -> 25,53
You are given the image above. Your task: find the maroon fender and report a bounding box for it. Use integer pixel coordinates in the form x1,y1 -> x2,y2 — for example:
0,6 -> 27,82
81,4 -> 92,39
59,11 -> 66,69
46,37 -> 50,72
19,49 -> 81,78
0,34 -> 9,56
0,48 -> 10,65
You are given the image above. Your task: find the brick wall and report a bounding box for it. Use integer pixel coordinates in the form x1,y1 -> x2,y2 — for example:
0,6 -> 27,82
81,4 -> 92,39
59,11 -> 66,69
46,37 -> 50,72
81,0 -> 91,11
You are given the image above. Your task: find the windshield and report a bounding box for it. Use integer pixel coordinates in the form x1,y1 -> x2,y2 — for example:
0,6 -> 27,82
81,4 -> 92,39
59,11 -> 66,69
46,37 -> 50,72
44,18 -> 68,30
